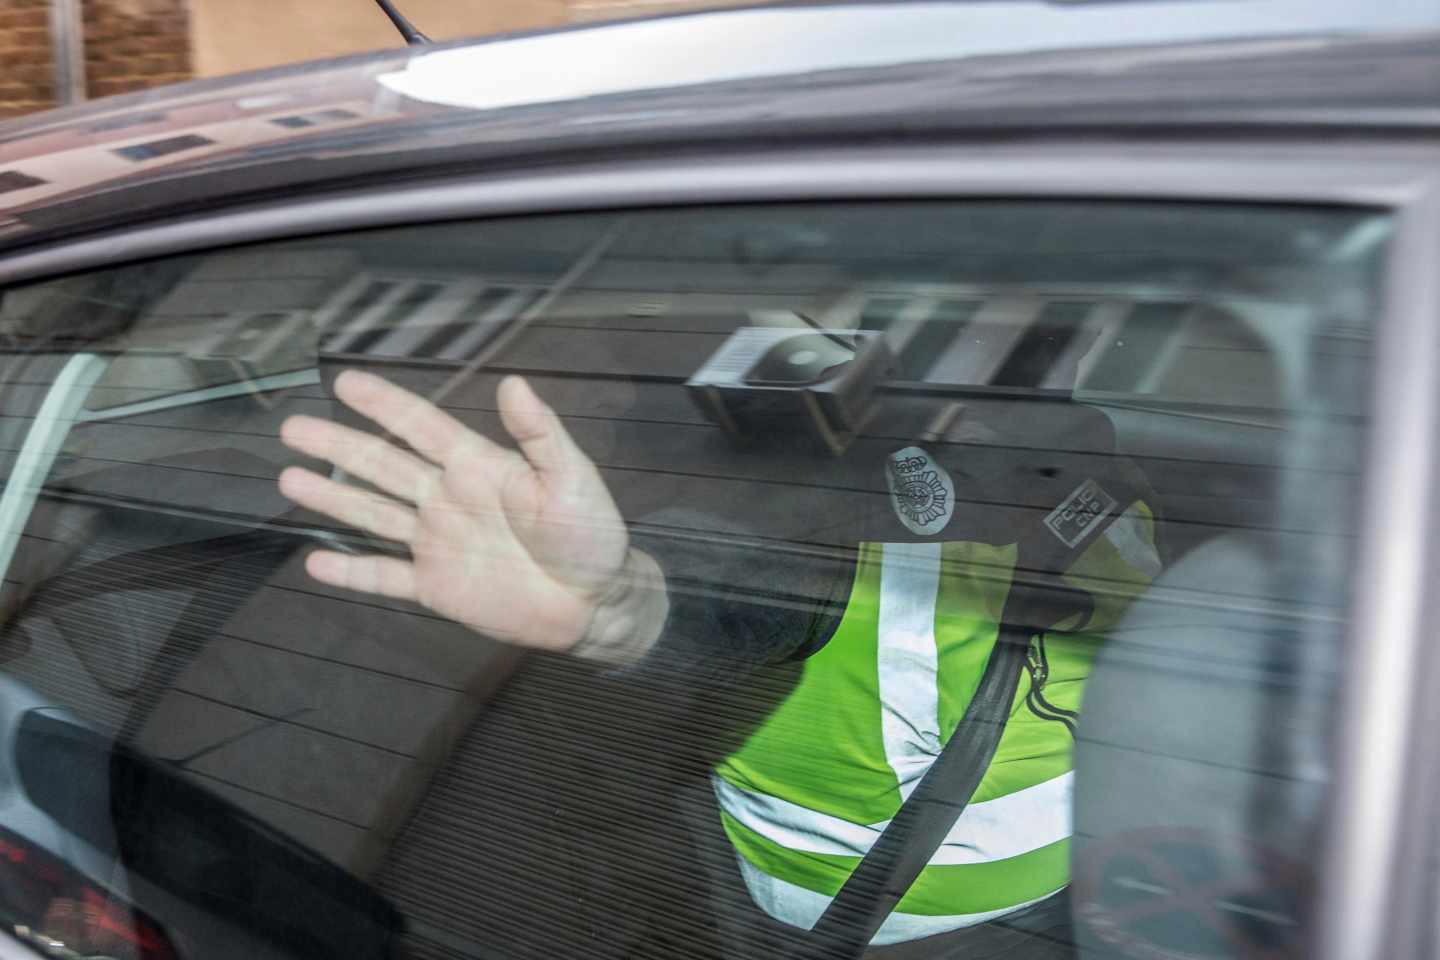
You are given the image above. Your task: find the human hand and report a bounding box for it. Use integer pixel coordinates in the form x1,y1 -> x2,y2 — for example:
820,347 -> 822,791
277,370 -> 630,652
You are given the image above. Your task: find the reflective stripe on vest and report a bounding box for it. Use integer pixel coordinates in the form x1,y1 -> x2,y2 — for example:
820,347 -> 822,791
733,854 -> 1063,946
878,540 -> 945,802
714,770 -> 1073,864
713,504 -> 1158,942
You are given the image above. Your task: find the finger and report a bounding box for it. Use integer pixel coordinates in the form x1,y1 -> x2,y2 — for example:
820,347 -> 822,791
497,376 -> 590,481
305,549 -> 418,601
334,369 -> 515,469
281,414 -> 438,505
280,466 -> 419,543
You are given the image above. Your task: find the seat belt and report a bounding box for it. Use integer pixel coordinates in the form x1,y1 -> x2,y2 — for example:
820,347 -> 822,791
799,497 -> 1135,959
797,621 -> 1062,959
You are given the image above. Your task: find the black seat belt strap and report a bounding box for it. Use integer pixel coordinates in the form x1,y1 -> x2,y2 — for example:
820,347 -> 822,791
799,616 -> 1034,959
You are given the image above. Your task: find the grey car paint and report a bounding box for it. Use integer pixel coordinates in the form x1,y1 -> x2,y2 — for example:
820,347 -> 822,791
2,1 -> 1440,250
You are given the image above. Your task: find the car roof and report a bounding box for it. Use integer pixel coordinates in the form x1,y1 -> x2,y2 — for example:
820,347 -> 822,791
2,0 -> 1439,255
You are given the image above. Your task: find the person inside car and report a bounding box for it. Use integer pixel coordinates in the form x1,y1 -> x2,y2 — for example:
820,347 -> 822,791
276,368 -> 1160,957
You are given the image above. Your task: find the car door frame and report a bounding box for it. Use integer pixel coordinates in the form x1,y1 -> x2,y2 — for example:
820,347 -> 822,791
2,134 -> 1440,960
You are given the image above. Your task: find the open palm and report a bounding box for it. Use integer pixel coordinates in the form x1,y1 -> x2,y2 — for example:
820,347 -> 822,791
278,370 -> 629,652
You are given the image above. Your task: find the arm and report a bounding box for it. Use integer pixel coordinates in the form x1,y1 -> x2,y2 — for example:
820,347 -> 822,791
623,514 -> 854,683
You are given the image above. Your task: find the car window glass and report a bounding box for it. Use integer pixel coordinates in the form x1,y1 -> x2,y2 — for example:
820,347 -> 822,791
0,201 -> 1383,960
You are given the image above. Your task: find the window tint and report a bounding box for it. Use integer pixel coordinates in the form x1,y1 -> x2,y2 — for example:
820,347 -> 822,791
0,202 -> 1383,960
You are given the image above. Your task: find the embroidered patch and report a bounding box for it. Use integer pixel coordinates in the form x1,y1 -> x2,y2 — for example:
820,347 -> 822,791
1044,478 -> 1118,548
886,446 -> 955,536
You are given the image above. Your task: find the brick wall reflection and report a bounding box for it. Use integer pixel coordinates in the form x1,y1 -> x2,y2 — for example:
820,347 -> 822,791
0,0 -> 55,118
83,0 -> 194,99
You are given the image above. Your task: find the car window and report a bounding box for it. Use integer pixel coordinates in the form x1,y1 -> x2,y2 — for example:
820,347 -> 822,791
0,201 -> 1382,960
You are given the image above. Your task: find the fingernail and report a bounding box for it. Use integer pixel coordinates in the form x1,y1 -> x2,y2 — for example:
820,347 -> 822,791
307,550 -> 344,582
277,467 -> 308,497
279,415 -> 306,445
336,369 -> 377,394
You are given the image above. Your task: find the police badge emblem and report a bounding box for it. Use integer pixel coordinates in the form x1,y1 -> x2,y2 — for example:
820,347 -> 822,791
886,446 -> 956,535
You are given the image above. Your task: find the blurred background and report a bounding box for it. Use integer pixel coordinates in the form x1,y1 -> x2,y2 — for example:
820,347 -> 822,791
0,0 -> 748,118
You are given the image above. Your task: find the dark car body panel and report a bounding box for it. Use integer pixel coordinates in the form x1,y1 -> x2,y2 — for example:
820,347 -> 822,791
2,0 -> 1440,252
